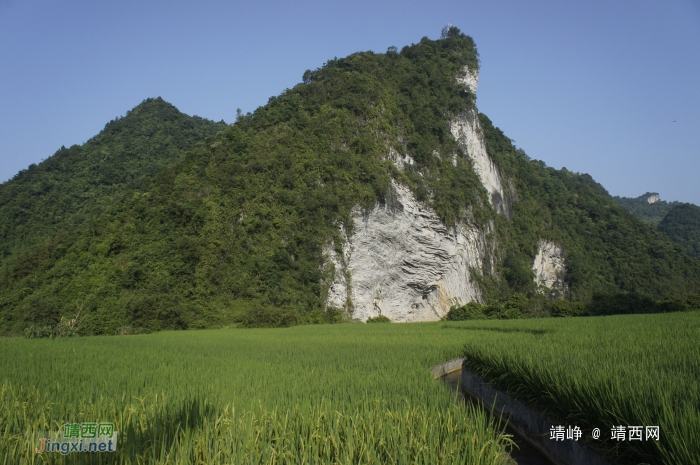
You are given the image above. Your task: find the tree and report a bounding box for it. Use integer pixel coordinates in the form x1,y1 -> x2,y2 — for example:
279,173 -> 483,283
441,24 -> 462,39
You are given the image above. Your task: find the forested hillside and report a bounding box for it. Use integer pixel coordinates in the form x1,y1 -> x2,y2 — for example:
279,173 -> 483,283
0,30 -> 697,335
480,119 -> 699,302
0,98 -> 226,271
658,204 -> 700,260
612,194 -> 700,260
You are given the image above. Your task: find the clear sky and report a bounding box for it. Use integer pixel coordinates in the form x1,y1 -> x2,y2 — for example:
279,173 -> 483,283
1,0 -> 698,204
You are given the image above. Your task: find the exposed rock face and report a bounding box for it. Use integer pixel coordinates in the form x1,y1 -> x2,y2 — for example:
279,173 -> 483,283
457,65 -> 479,94
532,240 -> 568,295
450,66 -> 513,219
322,240 -> 349,310
450,110 -> 512,218
646,193 -> 660,204
323,64 -> 510,322
324,181 -> 492,322
384,146 -> 416,172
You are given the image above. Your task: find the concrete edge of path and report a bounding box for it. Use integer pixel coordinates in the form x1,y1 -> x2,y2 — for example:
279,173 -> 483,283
431,358 -> 613,465
430,357 -> 464,378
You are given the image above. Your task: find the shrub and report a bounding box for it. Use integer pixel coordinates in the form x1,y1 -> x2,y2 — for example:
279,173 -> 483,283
656,297 -> 689,313
366,315 -> 391,323
24,311 -> 84,339
586,292 -> 658,316
114,325 -> 149,336
551,301 -> 573,317
310,307 -> 348,324
242,305 -> 301,328
502,293 -> 530,319
444,302 -> 486,321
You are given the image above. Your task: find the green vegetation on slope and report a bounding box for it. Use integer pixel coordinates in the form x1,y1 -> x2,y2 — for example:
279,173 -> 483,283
477,116 -> 699,301
444,291 -> 698,320
612,195 -> 700,260
452,311 -> 700,465
658,203 -> 700,260
612,193 -> 678,225
0,31 -> 493,334
0,323 -> 512,464
0,97 -> 226,270
0,28 -> 698,335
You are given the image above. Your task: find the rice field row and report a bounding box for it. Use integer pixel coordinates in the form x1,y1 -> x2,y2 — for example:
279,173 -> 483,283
0,323 -> 513,464
448,311 -> 700,465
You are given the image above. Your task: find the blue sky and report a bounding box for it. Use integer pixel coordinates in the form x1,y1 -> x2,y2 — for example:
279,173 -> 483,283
1,0 -> 699,204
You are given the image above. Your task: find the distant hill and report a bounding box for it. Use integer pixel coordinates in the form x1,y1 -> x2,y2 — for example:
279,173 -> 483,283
0,98 -> 226,270
612,192 -> 680,225
658,204 -> 700,260
612,193 -> 700,259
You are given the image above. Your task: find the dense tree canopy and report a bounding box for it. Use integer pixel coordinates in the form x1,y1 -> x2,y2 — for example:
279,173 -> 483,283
612,193 -> 699,260
0,97 -> 226,270
658,203 -> 700,260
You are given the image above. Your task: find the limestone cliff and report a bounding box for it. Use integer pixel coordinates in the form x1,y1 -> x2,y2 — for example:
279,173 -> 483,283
323,64 -> 513,322
456,64 -> 479,95
384,146 -> 416,172
532,240 -> 568,296
450,65 -> 513,219
324,180 -> 492,322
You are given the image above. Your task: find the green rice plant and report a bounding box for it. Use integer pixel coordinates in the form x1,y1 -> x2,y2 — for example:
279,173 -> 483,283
446,311 -> 700,465
0,323 -> 514,464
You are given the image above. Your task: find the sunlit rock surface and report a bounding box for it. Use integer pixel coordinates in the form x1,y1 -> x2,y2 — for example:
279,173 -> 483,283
450,66 -> 513,219
457,65 -> 479,94
384,146 -> 416,172
324,181 -> 491,322
532,240 -> 568,295
645,193 -> 660,204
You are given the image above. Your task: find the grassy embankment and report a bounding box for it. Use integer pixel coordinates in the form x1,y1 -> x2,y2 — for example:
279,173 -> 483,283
449,311 -> 700,465
0,323 -> 512,464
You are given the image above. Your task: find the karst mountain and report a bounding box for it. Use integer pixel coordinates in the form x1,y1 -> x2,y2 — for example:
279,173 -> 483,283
1,27 -> 698,334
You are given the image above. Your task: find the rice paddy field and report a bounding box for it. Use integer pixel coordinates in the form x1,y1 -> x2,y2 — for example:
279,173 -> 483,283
452,311 -> 700,465
1,311 -> 697,465
0,323 -> 512,465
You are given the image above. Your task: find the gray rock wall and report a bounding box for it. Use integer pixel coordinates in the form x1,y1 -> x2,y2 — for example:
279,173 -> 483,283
452,65 -> 513,218
532,239 -> 568,295
324,181 -> 492,322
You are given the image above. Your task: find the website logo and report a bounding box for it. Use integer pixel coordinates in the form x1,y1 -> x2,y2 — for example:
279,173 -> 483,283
35,423 -> 118,455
